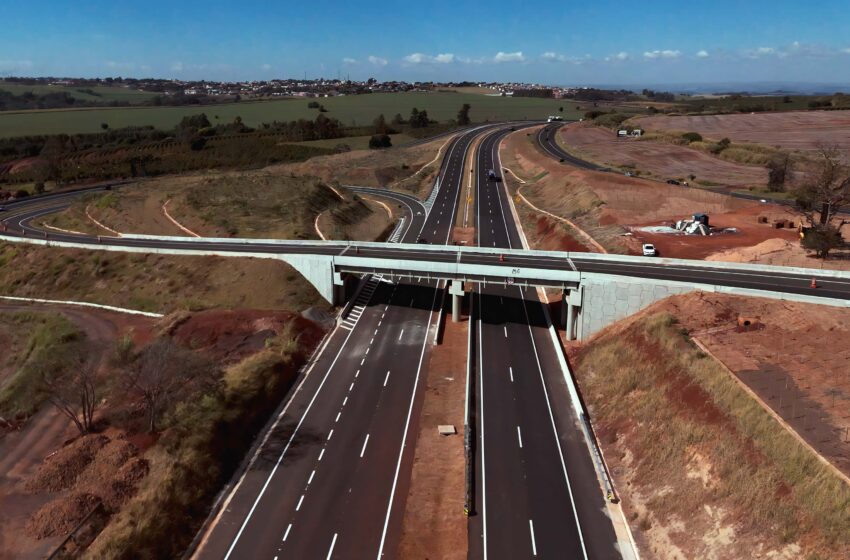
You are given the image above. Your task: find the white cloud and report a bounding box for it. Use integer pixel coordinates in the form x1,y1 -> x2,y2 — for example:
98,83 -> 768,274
368,55 -> 387,66
696,50 -> 709,58
843,48 -> 850,54
542,51 -> 559,61
403,52 -> 457,64
643,49 -> 681,59
756,46 -> 775,55
404,52 -> 457,64
171,61 -> 184,72
493,51 -> 525,63
342,57 -> 357,64
603,51 -> 629,61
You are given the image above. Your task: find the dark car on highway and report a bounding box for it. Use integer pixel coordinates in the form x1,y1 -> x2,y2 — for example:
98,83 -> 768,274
666,179 -> 681,185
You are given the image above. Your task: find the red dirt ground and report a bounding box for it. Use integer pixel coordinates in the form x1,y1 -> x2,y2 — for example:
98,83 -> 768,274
561,124 -> 768,187
631,205 -> 801,259
639,111 -> 850,161
169,309 -> 325,364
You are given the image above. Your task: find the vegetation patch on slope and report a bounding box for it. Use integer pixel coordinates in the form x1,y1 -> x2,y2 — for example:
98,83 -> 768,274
574,312 -> 850,559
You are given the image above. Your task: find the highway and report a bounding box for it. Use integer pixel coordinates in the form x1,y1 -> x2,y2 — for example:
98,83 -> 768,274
189,126 -> 490,559
1,123 -> 848,559
469,127 -> 621,558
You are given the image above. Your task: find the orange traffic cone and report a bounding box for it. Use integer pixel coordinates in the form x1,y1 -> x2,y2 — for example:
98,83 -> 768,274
811,277 -> 817,289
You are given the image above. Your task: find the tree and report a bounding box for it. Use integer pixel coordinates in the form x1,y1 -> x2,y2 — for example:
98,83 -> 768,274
369,134 -> 392,149
391,113 -> 405,126
307,100 -> 321,109
457,103 -> 471,126
409,107 -> 430,128
122,339 -> 206,433
793,146 -> 850,227
373,113 -> 388,134
34,181 -> 45,194
801,225 -> 844,258
40,358 -> 98,435
766,153 -> 791,192
558,106 -> 564,113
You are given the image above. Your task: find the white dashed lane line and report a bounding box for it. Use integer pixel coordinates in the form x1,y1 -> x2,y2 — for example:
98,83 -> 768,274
282,523 -> 292,542
360,434 -> 370,458
383,371 -> 391,387
517,426 -> 523,449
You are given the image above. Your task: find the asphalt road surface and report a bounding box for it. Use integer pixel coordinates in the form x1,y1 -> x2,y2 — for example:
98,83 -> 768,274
468,127 -> 622,559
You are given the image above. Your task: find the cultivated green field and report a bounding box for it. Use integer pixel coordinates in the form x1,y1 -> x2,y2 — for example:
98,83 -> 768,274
0,92 -> 582,138
0,82 -> 158,104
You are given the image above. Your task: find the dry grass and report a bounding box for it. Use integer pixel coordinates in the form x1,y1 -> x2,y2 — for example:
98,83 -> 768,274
575,313 -> 850,558
0,243 -> 325,313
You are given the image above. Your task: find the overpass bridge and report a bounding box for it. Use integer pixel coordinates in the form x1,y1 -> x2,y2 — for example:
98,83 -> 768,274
2,230 -> 849,339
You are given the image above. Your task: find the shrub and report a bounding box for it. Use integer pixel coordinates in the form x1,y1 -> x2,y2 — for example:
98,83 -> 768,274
681,131 -> 703,143
368,134 -> 392,149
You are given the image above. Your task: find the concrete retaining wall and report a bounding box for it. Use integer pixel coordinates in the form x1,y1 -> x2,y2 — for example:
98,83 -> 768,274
578,278 -> 695,339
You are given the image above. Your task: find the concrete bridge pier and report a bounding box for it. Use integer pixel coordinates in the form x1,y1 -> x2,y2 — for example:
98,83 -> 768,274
562,286 -> 583,341
449,280 -> 465,322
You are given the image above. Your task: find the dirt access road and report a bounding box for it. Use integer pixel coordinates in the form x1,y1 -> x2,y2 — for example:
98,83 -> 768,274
0,304 -> 152,560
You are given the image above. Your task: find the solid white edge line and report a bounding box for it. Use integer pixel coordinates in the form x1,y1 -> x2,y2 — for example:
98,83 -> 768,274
375,258 -> 441,559
326,533 -> 338,560
493,128 -> 589,559
220,301 -> 366,559
374,128 -> 490,558
529,519 -> 538,557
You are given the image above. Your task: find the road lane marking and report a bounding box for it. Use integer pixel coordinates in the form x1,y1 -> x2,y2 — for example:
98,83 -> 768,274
376,260 -> 442,559
509,366 -> 514,382
355,369 -> 360,378
318,449 -> 325,461
529,520 -> 537,556
335,412 -> 341,423
222,282 -> 376,559
370,337 -> 374,344
327,429 -> 334,441
349,382 -> 354,392
326,533 -> 338,560
295,494 -> 304,511
282,523 -> 292,541
383,370 -> 391,387
398,329 -> 404,340
517,426 -> 523,448
504,326 -> 508,337
360,434 -> 370,458
360,358 -> 366,366
308,470 -> 316,485
342,396 -> 348,406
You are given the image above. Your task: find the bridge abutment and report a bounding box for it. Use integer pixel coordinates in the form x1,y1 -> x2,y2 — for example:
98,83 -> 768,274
449,281 -> 465,322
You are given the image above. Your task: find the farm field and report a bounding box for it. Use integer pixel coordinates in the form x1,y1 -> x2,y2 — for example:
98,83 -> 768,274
638,110 -> 850,161
0,91 -> 580,138
0,82 -> 158,104
558,123 -> 769,188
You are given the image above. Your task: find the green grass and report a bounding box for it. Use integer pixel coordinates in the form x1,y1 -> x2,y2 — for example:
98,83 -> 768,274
0,82 -> 158,103
0,92 -> 583,138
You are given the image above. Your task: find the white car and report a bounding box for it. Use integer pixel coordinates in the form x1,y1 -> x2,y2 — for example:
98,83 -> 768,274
642,243 -> 657,256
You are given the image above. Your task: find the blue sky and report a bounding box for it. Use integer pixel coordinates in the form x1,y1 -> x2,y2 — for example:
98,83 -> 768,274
3,0 -> 850,86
